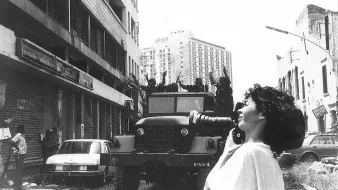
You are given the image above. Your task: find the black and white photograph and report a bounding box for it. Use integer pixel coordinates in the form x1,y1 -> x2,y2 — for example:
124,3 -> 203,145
0,0 -> 337,189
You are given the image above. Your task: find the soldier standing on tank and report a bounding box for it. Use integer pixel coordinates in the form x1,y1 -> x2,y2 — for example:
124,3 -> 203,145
141,71 -> 167,94
214,66 -> 234,117
178,77 -> 205,92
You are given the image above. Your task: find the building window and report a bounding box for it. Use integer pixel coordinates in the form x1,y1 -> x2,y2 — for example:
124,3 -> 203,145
134,60 -> 136,75
90,18 -> 104,58
295,67 -> 299,100
128,12 -> 131,34
137,64 -> 139,79
282,77 -> 286,91
301,76 -> 305,100
325,16 -> 329,51
108,0 -> 123,22
322,64 -> 328,94
129,56 -> 131,74
132,59 -> 134,74
70,0 -> 88,45
287,71 -> 292,95
131,17 -> 136,39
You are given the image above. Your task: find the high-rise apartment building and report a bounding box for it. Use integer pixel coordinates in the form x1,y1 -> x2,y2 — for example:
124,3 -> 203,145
140,30 -> 232,93
0,0 -> 139,166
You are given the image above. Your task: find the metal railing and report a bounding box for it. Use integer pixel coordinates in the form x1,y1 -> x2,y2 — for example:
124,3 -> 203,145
30,0 -> 69,29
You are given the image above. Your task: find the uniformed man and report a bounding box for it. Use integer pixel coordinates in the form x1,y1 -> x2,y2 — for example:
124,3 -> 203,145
178,77 -> 205,92
11,124 -> 27,190
214,67 -> 234,117
141,71 -> 167,94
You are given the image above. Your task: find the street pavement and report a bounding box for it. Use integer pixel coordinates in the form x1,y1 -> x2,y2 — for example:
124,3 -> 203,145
2,180 -> 157,190
0,167 -> 314,190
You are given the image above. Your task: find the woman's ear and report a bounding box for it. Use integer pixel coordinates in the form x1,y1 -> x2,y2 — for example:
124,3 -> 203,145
259,113 -> 265,120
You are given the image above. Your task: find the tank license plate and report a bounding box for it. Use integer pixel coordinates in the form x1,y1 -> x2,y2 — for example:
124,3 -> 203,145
193,162 -> 211,167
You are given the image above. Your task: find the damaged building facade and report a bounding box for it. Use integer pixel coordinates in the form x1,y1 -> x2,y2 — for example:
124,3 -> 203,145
277,5 -> 338,133
0,0 -> 139,168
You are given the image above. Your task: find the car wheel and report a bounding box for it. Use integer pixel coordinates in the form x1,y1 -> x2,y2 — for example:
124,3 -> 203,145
301,153 -> 318,163
113,166 -> 140,190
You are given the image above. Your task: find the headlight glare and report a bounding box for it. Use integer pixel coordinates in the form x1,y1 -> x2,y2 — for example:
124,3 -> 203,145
137,128 -> 145,136
181,128 -> 189,136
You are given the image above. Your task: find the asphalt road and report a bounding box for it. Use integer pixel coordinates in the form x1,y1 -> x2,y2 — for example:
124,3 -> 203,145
18,180 -> 163,190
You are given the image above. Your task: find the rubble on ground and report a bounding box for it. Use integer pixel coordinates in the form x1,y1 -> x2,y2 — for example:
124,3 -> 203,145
308,157 -> 338,174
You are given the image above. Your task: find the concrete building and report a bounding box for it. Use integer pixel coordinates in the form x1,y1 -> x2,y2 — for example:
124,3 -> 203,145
0,0 -> 139,167
277,5 -> 338,133
140,30 -> 232,93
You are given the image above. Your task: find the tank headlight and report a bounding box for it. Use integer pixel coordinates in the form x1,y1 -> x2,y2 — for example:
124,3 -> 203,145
137,128 -> 145,136
181,128 -> 189,136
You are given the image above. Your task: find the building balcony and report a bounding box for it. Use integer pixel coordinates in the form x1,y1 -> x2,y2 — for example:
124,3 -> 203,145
79,0 -> 127,49
0,0 -> 127,83
0,25 -> 131,106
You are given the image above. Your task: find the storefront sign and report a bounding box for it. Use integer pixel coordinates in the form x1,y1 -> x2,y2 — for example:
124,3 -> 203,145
79,72 -> 93,89
321,57 -> 327,63
312,105 -> 328,119
16,39 -> 94,90
56,59 -> 79,82
17,39 -> 57,72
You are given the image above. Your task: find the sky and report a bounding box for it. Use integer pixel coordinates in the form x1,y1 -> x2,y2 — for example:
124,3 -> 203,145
138,0 -> 337,102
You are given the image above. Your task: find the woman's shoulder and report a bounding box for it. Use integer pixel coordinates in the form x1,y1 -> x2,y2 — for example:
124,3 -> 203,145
238,142 -> 272,156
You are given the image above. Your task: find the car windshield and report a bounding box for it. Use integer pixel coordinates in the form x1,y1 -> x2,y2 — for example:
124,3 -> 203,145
176,97 -> 204,112
303,135 -> 316,145
148,96 -> 204,114
57,141 -> 101,154
148,96 -> 175,113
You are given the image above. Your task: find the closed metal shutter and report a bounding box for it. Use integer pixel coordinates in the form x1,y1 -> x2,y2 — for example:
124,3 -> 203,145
41,85 -> 53,135
0,70 -> 43,165
84,108 -> 95,139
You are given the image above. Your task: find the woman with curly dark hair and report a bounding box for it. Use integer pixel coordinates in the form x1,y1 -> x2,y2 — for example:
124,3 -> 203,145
204,84 -> 305,190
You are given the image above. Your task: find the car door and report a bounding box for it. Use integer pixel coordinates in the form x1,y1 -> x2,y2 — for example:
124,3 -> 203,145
310,135 -> 336,159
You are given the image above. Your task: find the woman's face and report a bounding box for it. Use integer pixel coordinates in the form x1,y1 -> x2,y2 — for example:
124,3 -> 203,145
237,98 -> 264,133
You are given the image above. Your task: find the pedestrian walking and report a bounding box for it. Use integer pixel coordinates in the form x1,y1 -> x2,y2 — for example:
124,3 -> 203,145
11,124 -> 27,190
204,84 -> 305,190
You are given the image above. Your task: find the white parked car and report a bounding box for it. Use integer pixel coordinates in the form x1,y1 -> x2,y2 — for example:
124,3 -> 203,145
46,139 -> 114,184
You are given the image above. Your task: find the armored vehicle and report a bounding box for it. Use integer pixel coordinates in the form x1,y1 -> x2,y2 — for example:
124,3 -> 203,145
101,91 -> 233,189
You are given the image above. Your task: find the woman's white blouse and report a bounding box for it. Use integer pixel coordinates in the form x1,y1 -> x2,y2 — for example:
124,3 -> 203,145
204,134 -> 284,190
